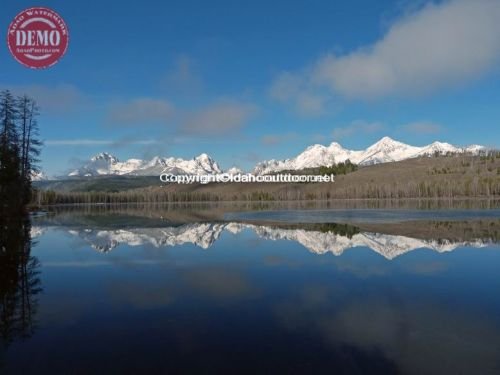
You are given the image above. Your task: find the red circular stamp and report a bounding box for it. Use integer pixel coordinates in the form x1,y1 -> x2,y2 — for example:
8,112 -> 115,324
7,7 -> 69,69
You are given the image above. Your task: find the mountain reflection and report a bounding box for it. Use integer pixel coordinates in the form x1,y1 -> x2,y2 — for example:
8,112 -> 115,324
0,214 -> 42,352
32,219 -> 500,259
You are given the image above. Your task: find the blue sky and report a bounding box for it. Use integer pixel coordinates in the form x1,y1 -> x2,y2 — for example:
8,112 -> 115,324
2,0 -> 500,176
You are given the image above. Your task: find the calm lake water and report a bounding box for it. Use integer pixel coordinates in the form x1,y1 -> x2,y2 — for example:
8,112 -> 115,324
2,204 -> 500,374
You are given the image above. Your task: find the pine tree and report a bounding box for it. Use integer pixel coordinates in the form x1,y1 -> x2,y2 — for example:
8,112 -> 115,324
0,90 -> 42,210
0,90 -> 22,210
17,95 -> 42,205
0,90 -> 18,146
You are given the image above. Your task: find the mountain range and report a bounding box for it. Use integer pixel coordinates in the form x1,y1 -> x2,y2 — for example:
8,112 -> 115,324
253,137 -> 484,175
68,152 -> 223,177
64,137 -> 484,178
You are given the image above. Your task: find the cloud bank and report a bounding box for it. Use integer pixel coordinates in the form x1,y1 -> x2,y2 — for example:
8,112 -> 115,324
1,83 -> 87,114
402,121 -> 443,134
180,101 -> 257,136
271,0 -> 500,111
332,120 -> 386,140
45,139 -> 159,146
107,98 -> 175,126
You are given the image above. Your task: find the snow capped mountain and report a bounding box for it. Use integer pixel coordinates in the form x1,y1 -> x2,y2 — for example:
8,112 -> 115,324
68,152 -> 223,177
226,167 -> 244,175
31,170 -> 48,181
74,152 -> 122,176
254,136 -> 484,175
357,136 -> 422,165
253,142 -> 356,175
92,152 -> 119,164
465,144 -> 484,154
412,141 -> 459,158
66,136 -> 485,178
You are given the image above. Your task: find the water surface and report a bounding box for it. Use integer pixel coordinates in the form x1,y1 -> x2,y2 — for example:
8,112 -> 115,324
1,206 -> 500,374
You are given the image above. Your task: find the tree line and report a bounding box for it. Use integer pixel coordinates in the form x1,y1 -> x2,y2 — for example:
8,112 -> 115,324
0,90 -> 42,213
32,176 -> 500,205
319,159 -> 358,175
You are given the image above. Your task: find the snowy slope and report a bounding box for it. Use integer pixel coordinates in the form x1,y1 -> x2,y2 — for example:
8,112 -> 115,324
31,170 -> 48,181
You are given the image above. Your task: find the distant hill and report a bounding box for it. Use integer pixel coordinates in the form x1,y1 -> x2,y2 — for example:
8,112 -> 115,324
34,175 -> 161,193
154,153 -> 500,200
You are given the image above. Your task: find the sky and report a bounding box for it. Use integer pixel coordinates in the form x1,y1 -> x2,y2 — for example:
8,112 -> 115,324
1,0 -> 500,176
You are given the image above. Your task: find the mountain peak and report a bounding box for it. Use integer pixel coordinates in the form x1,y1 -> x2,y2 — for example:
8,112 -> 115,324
329,141 -> 344,148
366,136 -> 413,153
193,153 -> 222,174
429,141 -> 453,147
31,170 -> 48,181
195,153 -> 211,160
90,152 -> 119,163
465,144 -> 485,153
226,166 -> 243,175
304,144 -> 327,152
372,136 -> 400,146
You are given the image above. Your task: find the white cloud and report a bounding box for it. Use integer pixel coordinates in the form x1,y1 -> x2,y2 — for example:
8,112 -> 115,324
104,95 -> 257,140
181,100 -> 257,136
1,83 -> 87,114
261,132 -> 298,145
45,139 -> 159,146
402,121 -> 443,134
161,55 -> 203,95
107,98 -> 175,125
332,120 -> 386,140
272,0 -> 500,103
269,72 -> 303,102
269,71 -> 330,116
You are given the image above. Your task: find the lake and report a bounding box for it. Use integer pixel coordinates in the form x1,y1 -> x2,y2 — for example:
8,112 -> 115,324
1,203 -> 500,374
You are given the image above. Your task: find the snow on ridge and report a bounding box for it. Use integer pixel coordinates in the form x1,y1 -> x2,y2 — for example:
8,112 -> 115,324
253,136 -> 485,175
67,137 -> 486,177
69,152 -> 223,177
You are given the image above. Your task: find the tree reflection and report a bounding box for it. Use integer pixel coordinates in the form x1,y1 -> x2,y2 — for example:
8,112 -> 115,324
0,212 -> 42,350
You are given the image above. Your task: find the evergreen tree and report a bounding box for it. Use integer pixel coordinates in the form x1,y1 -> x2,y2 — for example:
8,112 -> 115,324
0,90 -> 18,146
17,95 -> 42,205
0,90 -> 22,210
0,90 -> 42,211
